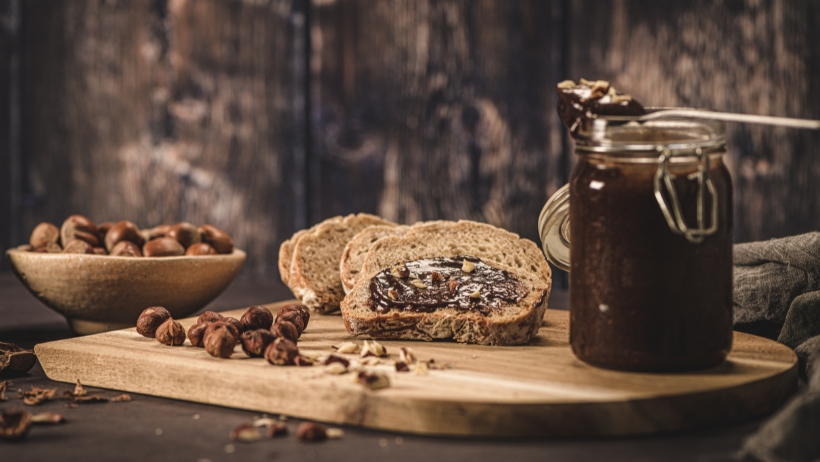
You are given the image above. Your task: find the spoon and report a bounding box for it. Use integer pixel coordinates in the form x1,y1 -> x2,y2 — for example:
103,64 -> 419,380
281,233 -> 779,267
638,109 -> 820,130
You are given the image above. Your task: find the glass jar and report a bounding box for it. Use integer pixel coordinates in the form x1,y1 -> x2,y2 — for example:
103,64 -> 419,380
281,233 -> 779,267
539,116 -> 733,372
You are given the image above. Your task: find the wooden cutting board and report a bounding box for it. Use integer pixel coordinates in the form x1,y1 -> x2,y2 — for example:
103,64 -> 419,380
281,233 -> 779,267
35,301 -> 797,438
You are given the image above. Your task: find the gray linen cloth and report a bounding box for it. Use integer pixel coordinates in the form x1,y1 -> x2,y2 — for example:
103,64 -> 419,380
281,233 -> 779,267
733,233 -> 820,462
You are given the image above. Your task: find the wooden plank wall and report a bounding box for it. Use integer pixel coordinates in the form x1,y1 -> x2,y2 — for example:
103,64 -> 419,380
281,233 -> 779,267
2,0 -> 819,283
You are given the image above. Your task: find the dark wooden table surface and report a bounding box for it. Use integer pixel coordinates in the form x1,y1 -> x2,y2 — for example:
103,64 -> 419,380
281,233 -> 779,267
0,274 -> 768,461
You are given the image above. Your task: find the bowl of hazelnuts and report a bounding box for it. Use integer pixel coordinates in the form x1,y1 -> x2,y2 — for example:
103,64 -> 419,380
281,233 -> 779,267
5,215 -> 246,335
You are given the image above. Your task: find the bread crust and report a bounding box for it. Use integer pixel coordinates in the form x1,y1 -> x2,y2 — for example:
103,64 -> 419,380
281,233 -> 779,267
339,225 -> 409,294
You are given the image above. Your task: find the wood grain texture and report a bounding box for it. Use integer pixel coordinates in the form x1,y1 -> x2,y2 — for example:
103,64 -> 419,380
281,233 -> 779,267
36,301 -> 797,437
18,0 -> 305,278
310,0 -> 567,244
569,0 -> 820,243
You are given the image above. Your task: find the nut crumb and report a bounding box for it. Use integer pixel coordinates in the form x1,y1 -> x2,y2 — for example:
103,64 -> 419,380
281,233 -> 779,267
410,279 -> 426,289
253,417 -> 278,428
361,340 -> 387,358
31,412 -> 65,424
297,422 -> 327,442
333,342 -> 359,354
399,347 -> 417,365
461,260 -> 476,273
388,289 -> 398,300
470,290 -> 481,299
414,362 -> 430,376
357,371 -> 390,390
430,272 -> 442,283
0,381 -> 7,401
557,80 -> 576,89
266,422 -> 288,437
448,280 -> 460,293
326,428 -> 344,439
230,423 -> 261,443
395,361 -> 410,372
111,394 -> 131,402
324,362 -> 348,375
20,386 -> 56,405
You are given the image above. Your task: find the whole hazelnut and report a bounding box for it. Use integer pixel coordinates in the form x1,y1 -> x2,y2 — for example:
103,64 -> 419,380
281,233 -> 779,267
276,310 -> 306,334
272,320 -> 300,343
156,319 -> 186,346
29,222 -> 60,248
203,321 -> 239,358
197,311 -> 223,324
198,224 -> 234,254
60,215 -> 100,248
222,316 -> 244,334
240,329 -> 277,357
141,224 -> 171,242
97,222 -> 115,242
240,306 -> 274,332
110,240 -> 142,257
168,222 -> 201,249
136,306 -> 172,338
187,322 -> 210,347
143,237 -> 185,257
62,239 -> 94,254
185,242 -> 217,256
278,304 -> 310,328
104,220 -> 145,251
265,338 -> 298,365
34,241 -> 62,253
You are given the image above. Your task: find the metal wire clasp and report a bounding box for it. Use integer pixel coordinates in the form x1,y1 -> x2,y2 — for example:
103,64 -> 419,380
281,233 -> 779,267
653,146 -> 718,244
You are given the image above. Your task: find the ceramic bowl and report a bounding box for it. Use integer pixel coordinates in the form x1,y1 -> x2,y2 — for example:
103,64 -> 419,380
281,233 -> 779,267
6,247 -> 246,335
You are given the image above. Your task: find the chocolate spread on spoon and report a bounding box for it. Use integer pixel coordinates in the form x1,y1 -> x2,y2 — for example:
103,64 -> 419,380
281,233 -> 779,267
556,78 -> 646,135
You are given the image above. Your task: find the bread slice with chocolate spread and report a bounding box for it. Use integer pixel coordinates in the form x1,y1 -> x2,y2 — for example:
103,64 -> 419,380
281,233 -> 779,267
341,255 -> 549,345
284,214 -> 396,313
340,221 -> 552,345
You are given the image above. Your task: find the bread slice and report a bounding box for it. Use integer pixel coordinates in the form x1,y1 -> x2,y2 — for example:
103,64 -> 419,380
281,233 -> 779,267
340,225 -> 410,294
360,220 -> 552,287
278,216 -> 342,285
341,257 -> 549,345
287,214 -> 395,313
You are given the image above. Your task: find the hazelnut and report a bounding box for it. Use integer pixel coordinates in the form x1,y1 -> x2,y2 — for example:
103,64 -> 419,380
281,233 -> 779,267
110,241 -> 142,257
203,321 -> 239,358
0,409 -> 33,439
461,259 -> 476,273
240,329 -> 276,357
272,320 -> 300,342
296,422 -> 327,442
29,223 -> 60,248
387,289 -> 398,300
333,342 -> 359,354
265,338 -> 298,365
198,224 -> 234,254
141,224 -> 171,242
222,316 -> 244,333
185,242 -> 217,256
104,220 -> 145,251
155,319 -> 186,346
187,322 -> 210,348
399,347 -> 417,364
448,280 -> 460,293
96,222 -> 115,242
470,290 -> 481,299
411,279 -> 426,289
168,222 -> 201,249
60,215 -> 99,248
136,306 -> 171,338
360,340 -> 387,357
395,362 -> 410,372
34,242 -> 62,253
276,310 -> 306,334
430,272 -> 442,284
240,306 -> 274,332
92,247 -> 108,255
230,423 -> 261,442
62,239 -> 94,254
197,311 -> 223,324
323,355 -> 349,368
142,237 -> 185,257
277,304 -> 310,327
294,356 -> 314,367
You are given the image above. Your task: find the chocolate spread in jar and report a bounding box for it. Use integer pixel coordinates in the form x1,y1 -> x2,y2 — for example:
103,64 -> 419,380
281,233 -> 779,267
368,256 -> 529,314
556,79 -> 646,135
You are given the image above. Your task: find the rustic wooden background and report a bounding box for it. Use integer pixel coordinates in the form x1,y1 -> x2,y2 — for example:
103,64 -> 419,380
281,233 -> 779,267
1,0 -> 819,284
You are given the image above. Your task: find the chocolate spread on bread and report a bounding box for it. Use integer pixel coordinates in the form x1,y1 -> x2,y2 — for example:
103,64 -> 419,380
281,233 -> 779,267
368,256 -> 529,314
556,79 -> 646,134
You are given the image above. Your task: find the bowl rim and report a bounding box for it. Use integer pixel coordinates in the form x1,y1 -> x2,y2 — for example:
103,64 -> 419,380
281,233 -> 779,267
6,247 -> 246,262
